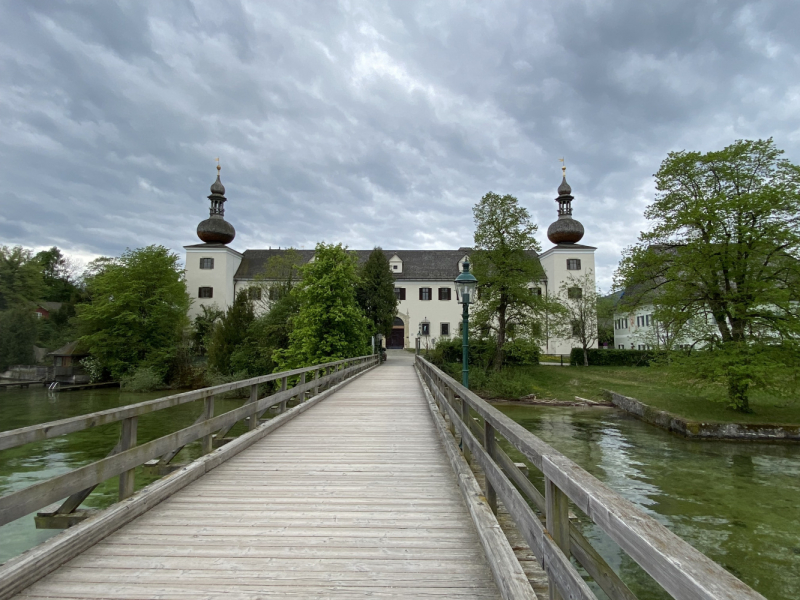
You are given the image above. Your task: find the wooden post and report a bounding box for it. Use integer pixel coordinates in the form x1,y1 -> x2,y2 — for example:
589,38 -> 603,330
484,420 -> 497,515
279,376 -> 288,412
118,416 -> 137,500
313,369 -> 320,396
460,396 -> 471,464
545,476 -> 570,600
445,388 -> 456,436
201,395 -> 214,455
248,384 -> 259,430
300,372 -> 307,401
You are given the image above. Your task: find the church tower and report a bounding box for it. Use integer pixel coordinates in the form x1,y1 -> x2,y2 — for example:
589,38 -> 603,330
184,164 -> 243,318
537,165 -> 597,354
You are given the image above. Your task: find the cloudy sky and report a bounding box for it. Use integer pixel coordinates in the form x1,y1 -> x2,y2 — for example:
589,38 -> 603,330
2,1 -> 798,289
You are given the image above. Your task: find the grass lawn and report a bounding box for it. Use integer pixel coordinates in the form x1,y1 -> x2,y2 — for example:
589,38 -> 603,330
442,363 -> 800,425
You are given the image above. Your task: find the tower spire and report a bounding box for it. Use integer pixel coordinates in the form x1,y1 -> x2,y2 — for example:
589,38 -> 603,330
546,160 -> 584,245
196,160 -> 236,244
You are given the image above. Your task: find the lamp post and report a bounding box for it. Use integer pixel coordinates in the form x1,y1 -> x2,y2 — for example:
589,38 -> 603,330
455,260 -> 478,388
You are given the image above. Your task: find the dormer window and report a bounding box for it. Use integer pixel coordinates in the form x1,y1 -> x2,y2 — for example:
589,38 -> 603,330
389,254 -> 403,274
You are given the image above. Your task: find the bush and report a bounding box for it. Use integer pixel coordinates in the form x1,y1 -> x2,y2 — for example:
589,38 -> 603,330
120,367 -> 163,392
570,348 -> 663,366
503,338 -> 540,366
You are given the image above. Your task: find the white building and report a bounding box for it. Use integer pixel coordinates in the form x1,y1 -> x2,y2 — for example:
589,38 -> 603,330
185,166 -> 597,354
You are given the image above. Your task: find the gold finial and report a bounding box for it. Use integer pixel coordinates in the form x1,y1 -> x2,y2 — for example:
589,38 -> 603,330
559,157 -> 566,176
215,157 -> 221,173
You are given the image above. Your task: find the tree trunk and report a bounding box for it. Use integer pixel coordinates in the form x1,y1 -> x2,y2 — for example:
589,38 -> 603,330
493,300 -> 507,372
583,346 -> 589,367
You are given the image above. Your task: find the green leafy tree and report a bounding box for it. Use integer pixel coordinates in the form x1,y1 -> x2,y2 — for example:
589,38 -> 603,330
207,290 -> 255,375
596,293 -> 618,348
0,246 -> 44,310
192,305 -> 224,356
251,248 -> 304,312
76,245 -> 190,381
0,306 -> 38,370
356,248 -> 398,338
471,192 -> 545,370
35,246 -> 80,302
275,243 -> 370,369
615,138 -> 800,411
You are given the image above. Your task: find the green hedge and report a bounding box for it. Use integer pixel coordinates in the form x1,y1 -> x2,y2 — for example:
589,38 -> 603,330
570,348 -> 662,366
427,337 -> 539,368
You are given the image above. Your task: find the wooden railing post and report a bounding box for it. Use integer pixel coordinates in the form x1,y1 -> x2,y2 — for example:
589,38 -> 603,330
313,369 -> 320,396
279,376 -> 288,412
201,395 -> 214,455
300,372 -> 307,401
484,420 -> 497,515
118,416 -> 137,500
545,476 -> 570,600
248,384 -> 259,430
445,388 -> 456,436
460,396 -> 471,464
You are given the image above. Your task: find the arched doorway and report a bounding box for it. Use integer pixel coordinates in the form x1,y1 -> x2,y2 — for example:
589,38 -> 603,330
387,317 -> 405,349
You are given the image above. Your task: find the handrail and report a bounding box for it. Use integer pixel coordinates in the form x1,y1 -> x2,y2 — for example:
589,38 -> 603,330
415,355 -> 765,600
0,354 -> 379,528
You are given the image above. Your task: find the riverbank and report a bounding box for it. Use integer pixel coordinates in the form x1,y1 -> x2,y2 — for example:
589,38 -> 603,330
439,363 -> 800,426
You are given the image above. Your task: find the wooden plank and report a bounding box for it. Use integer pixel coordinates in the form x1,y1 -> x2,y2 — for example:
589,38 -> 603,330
117,417 -> 137,501
544,478 -> 570,600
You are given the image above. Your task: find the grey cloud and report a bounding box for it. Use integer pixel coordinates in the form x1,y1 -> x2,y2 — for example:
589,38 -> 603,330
1,0 -> 799,290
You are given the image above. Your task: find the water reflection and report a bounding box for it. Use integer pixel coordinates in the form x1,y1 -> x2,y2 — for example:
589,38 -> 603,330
495,404 -> 800,600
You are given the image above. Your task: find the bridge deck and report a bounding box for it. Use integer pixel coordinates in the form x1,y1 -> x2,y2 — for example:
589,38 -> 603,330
15,355 -> 501,599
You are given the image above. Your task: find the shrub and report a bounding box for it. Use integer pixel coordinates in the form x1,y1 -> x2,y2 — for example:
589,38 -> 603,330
503,338 -> 540,366
120,367 -> 163,392
570,348 -> 663,366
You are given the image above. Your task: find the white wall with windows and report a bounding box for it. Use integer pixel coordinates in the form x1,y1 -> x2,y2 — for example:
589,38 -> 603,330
184,245 -> 243,318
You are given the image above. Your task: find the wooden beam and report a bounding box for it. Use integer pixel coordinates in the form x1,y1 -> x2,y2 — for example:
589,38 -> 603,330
117,417 -> 138,500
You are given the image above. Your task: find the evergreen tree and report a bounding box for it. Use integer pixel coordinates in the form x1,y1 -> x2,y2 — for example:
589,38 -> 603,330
356,248 -> 398,338
0,307 -> 38,370
76,245 -> 190,380
275,243 -> 370,369
0,246 -> 44,310
35,246 -> 79,302
207,289 -> 255,375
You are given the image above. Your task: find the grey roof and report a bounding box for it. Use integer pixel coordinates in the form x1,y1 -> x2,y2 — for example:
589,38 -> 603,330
234,247 -> 541,281
48,340 -> 88,357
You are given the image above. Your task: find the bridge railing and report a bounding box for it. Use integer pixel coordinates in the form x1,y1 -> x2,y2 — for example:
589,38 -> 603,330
415,355 -> 765,600
0,354 -> 378,529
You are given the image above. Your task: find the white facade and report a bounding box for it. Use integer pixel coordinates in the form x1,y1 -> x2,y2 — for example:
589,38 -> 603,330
184,244 -> 242,318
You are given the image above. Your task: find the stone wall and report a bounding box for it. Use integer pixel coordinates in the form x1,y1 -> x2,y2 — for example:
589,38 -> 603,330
607,391 -> 800,442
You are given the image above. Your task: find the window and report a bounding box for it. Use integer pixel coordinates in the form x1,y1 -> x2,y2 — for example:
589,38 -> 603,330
419,287 -> 432,301
618,345 -> 624,349
567,259 -> 581,270
392,265 -> 398,270
200,258 -> 214,269
646,314 -> 652,326
530,287 -> 542,296
438,288 -> 451,301
394,287 -> 406,300
440,323 -> 450,336
420,322 -> 430,336
567,287 -> 582,299
248,287 -> 262,301
571,320 -> 581,337
198,287 -> 213,298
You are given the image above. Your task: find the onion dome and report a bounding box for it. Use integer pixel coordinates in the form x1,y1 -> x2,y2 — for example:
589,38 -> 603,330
197,163 -> 236,244
546,165 -> 584,245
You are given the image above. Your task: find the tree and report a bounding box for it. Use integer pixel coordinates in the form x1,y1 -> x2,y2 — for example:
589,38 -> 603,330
76,245 -> 190,381
0,307 -> 38,370
275,243 -> 370,369
251,248 -> 304,313
207,290 -> 255,375
471,192 -> 545,370
356,248 -> 398,338
35,246 -> 80,302
596,293 -> 617,348
615,138 -> 800,411
558,273 -> 599,366
0,246 -> 44,310
192,305 -> 224,356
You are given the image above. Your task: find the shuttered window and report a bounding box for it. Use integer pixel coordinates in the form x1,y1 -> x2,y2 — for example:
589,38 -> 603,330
419,288 -> 432,301
438,288 -> 451,300
440,323 -> 450,336
198,287 -> 213,298
566,259 -> 581,270
394,287 -> 406,300
200,258 -> 214,269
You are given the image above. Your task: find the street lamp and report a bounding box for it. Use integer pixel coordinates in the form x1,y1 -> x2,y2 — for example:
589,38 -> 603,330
454,260 -> 478,388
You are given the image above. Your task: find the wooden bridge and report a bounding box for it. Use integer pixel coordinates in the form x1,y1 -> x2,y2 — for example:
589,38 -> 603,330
0,351 -> 766,600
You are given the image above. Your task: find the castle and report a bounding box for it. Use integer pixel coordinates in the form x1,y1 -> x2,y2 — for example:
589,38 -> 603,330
184,165 -> 597,354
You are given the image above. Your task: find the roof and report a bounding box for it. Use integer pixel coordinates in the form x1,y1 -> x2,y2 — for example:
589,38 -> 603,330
48,341 -> 88,357
37,302 -> 63,313
234,248 -> 541,281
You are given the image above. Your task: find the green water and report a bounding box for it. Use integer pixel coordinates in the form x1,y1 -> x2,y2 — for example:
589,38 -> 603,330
495,404 -> 800,600
0,386 -> 252,565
